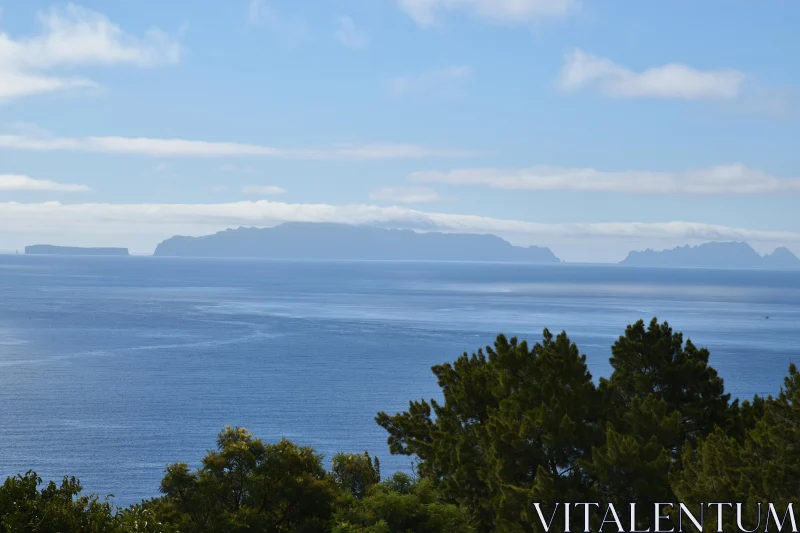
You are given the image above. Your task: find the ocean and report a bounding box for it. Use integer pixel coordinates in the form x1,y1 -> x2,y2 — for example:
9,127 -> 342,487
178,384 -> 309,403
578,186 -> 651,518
1,255 -> 798,506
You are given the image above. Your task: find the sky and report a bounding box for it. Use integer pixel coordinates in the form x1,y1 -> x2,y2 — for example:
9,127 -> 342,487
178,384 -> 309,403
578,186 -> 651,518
1,0 -> 799,262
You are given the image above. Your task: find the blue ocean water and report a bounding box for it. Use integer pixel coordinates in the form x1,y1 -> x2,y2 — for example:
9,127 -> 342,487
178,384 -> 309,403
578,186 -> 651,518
0,255 -> 798,505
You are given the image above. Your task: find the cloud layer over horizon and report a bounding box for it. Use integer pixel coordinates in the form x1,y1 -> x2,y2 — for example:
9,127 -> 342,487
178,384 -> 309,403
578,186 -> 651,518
2,200 -> 798,261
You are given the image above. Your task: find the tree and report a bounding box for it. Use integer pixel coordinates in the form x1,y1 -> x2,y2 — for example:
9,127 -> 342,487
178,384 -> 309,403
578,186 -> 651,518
601,318 -> 733,454
157,426 -> 338,532
583,394 -> 681,513
579,318 -> 737,512
484,330 -> 603,532
376,330 -> 603,532
116,504 -> 176,533
0,471 -> 118,533
376,341 -> 497,529
332,452 -> 381,499
672,364 -> 800,531
332,473 -> 473,533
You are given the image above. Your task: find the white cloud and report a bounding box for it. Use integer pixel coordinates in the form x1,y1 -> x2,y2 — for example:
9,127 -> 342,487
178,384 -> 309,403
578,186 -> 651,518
246,0 -> 308,44
242,185 -> 287,195
0,174 -> 90,192
370,186 -> 453,203
0,3 -> 182,103
410,163 -> 800,196
154,162 -> 168,173
334,16 -> 368,49
397,0 -> 574,26
0,72 -> 97,103
2,200 -> 799,248
0,129 -> 476,160
219,164 -> 259,174
558,49 -> 745,100
387,66 -> 473,97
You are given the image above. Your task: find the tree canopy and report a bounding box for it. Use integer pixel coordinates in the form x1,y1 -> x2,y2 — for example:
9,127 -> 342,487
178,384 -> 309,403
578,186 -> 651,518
1,317 -> 794,533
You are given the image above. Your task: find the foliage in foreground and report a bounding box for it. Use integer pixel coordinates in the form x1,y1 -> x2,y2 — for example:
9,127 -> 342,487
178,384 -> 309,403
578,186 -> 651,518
1,318 -> 796,532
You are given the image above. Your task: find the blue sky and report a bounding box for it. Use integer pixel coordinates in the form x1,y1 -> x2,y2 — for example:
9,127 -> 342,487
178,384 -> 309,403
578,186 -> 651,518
1,0 -> 799,261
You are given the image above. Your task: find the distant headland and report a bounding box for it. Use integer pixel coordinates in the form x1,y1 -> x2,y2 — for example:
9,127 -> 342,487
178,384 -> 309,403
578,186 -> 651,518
620,241 -> 800,269
20,230 -> 800,268
25,245 -> 130,256
153,222 -> 562,263
151,224 -> 800,268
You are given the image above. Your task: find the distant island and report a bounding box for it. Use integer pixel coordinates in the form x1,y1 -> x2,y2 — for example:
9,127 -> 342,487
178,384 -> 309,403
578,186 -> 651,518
25,245 -> 130,256
153,222 -> 562,263
620,241 -> 800,269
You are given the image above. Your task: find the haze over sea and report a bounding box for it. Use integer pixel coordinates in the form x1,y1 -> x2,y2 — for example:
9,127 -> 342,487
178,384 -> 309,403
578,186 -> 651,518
1,255 -> 798,506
